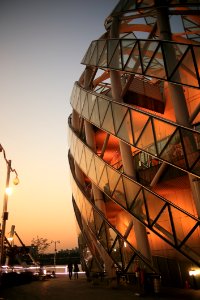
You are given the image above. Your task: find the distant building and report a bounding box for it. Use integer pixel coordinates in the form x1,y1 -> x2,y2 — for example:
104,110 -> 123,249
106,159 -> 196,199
68,0 -> 200,288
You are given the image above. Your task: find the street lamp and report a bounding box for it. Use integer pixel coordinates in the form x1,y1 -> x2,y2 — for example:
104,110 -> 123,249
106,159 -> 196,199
0,145 -> 19,267
51,240 -> 60,273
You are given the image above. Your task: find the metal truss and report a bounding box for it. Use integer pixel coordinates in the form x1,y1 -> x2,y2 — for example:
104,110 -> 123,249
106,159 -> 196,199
71,83 -> 200,178
81,38 -> 200,89
70,161 -> 157,273
69,122 -> 200,268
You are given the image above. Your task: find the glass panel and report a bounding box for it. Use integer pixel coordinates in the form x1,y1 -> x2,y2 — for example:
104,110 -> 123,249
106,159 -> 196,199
121,39 -> 137,69
140,40 -> 159,72
171,48 -> 198,87
112,177 -> 127,208
74,139 -> 83,164
69,131 -> 75,156
116,211 -> 133,237
81,200 -> 88,224
170,206 -> 198,246
108,228 -> 117,252
153,205 -> 175,245
144,190 -> 166,226
121,241 -> 135,270
162,42 -> 181,79
90,99 -> 100,127
90,44 -> 98,66
126,222 -> 137,250
107,166 -> 121,195
145,44 -> 166,80
107,40 -> 119,65
109,42 -> 122,69
98,165 -> 109,194
79,142 -> 85,165
73,88 -> 80,112
180,128 -> 200,168
181,225 -> 200,264
88,93 -> 97,120
79,147 -> 87,174
130,190 -> 147,224
98,222 -> 108,251
105,199 -> 120,227
85,147 -> 94,174
117,110 -> 133,144
98,96 -> 110,126
124,42 -> 142,74
136,119 -> 157,156
112,102 -> 128,133
174,43 -> 189,61
110,238 -> 122,268
88,156 -> 97,184
160,129 -> 187,169
94,156 -> 106,184
85,199 -> 92,222
93,210 -> 103,234
101,104 -> 115,135
70,84 -> 77,105
88,208 -> 96,234
72,135 -> 78,160
123,176 -> 141,209
82,93 -> 89,119
79,89 -> 87,115
98,42 -> 108,67
97,40 -> 107,64
191,159 -> 200,176
88,41 -> 97,65
131,110 -> 149,143
153,119 -> 176,155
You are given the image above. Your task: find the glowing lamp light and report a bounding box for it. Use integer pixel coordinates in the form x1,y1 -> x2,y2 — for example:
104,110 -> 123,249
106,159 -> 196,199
7,237 -> 13,242
189,269 -> 200,276
13,176 -> 19,185
5,187 -> 12,196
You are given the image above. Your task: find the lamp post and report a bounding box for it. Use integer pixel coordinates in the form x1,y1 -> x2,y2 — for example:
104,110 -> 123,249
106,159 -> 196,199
51,240 -> 60,273
0,145 -> 19,267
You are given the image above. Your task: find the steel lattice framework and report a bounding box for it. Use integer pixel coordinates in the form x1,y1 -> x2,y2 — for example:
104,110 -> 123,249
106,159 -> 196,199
68,0 -> 200,284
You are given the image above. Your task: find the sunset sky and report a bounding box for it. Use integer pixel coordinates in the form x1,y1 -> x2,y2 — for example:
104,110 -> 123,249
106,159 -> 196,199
0,0 -> 117,252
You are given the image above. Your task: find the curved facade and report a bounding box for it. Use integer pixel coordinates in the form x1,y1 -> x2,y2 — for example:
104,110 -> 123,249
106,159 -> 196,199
68,0 -> 200,287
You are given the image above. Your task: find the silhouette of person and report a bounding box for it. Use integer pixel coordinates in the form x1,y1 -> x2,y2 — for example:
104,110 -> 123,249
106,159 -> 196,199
68,262 -> 73,279
73,262 -> 79,279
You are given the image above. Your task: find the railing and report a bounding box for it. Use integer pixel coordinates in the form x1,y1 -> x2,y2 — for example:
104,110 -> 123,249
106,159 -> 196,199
68,121 -> 200,267
81,39 -> 200,89
70,82 -> 200,178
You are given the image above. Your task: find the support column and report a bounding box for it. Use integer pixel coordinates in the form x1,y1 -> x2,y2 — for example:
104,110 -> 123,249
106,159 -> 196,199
110,16 -> 152,262
82,67 -> 116,279
156,1 -> 200,217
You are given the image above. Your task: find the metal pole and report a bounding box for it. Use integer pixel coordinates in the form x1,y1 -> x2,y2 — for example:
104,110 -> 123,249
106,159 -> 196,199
54,241 -> 56,273
51,240 -> 60,274
0,160 -> 11,266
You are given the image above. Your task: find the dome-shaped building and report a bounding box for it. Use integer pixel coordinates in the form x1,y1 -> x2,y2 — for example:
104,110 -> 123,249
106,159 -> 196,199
68,0 -> 200,289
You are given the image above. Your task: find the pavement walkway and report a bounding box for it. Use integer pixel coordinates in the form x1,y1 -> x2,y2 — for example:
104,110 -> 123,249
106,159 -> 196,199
0,273 -> 200,300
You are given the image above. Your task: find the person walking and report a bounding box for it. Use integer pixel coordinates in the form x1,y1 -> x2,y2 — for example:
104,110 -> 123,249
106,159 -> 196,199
68,262 -> 73,280
73,262 -> 79,279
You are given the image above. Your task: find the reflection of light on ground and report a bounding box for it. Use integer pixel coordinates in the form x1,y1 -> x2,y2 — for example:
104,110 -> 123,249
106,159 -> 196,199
45,265 -> 84,275
1,265 -> 85,275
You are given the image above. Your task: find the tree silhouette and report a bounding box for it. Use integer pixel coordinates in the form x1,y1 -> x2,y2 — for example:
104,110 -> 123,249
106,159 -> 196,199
31,236 -> 50,254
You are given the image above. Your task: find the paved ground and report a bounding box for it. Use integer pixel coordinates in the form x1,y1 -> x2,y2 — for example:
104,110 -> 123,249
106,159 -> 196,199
0,274 -> 200,300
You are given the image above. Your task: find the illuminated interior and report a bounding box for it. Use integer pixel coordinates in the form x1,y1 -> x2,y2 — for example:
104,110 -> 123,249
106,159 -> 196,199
68,0 -> 200,288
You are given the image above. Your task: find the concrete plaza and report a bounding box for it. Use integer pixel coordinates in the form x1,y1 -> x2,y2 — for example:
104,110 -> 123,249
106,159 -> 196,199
1,273 -> 200,300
